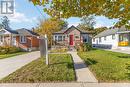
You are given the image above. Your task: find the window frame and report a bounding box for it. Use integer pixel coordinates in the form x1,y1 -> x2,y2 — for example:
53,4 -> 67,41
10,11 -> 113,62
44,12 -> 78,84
99,37 -> 102,42
104,36 -> 106,41
0,36 -> 3,42
58,35 -> 62,41
93,38 -> 95,42
112,34 -> 115,40
20,35 -> 27,43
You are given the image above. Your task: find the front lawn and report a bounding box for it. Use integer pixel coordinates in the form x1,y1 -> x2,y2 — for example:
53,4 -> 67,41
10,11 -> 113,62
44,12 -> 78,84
0,52 -> 27,59
78,49 -> 130,82
0,54 -> 75,83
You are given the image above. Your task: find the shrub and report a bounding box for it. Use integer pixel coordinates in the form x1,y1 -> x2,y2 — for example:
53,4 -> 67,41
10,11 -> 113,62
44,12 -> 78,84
0,46 -> 21,55
77,43 -> 92,52
83,43 -> 92,51
8,47 -> 21,53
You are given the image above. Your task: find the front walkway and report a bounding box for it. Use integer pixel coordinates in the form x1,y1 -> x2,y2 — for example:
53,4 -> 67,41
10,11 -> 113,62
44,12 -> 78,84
68,52 -> 98,83
0,51 -> 40,80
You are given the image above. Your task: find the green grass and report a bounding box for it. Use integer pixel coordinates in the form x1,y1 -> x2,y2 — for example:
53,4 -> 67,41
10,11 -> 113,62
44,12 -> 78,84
0,52 -> 27,59
78,49 -> 130,82
0,54 -> 75,83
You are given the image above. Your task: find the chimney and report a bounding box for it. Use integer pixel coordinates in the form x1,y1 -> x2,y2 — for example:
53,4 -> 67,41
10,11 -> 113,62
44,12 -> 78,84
32,27 -> 35,32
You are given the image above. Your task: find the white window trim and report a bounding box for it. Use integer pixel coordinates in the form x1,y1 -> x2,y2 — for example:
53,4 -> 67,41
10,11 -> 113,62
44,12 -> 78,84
112,34 -> 115,40
104,36 -> 106,40
0,36 -> 3,43
20,35 -> 27,43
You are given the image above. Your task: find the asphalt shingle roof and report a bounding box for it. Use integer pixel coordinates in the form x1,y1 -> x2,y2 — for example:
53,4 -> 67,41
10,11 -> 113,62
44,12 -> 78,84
53,25 -> 93,34
94,26 -> 128,38
16,28 -> 39,36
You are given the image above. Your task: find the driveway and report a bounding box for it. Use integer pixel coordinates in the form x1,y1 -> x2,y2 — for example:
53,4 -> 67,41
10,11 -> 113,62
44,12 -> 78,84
0,51 -> 40,80
105,49 -> 130,54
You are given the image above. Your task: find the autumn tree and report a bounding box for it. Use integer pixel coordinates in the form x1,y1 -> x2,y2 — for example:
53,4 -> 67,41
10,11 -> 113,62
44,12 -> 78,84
78,15 -> 96,31
35,18 -> 68,46
30,0 -> 130,27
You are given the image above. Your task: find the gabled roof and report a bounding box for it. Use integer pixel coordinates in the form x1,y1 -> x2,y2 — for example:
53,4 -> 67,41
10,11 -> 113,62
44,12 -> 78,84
16,28 -> 39,36
53,25 -> 92,34
5,29 -> 18,34
0,27 -> 39,36
94,26 -> 128,38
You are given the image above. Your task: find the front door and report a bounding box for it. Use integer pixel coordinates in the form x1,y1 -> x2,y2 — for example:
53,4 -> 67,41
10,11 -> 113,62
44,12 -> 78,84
69,35 -> 74,46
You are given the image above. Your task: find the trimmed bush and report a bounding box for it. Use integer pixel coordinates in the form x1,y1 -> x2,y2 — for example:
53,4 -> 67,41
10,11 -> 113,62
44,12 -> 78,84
0,46 -> 21,55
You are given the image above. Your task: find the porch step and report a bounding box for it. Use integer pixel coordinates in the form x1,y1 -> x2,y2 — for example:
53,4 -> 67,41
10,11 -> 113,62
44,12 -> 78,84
69,46 -> 77,51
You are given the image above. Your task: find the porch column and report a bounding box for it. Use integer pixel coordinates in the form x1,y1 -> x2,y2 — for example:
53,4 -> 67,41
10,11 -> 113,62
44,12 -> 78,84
117,34 -> 119,46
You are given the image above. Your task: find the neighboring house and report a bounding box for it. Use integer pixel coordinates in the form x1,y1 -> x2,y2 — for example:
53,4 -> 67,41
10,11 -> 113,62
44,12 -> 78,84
52,26 -> 93,48
92,26 -> 130,50
0,28 -> 39,51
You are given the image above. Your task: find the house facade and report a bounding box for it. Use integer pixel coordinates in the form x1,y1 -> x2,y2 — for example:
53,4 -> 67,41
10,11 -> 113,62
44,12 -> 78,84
0,28 -> 39,51
92,26 -> 130,50
52,26 -> 93,48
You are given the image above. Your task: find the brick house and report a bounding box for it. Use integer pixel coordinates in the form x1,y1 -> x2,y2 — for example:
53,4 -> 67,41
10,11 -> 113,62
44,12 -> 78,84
0,27 -> 39,51
52,26 -> 93,48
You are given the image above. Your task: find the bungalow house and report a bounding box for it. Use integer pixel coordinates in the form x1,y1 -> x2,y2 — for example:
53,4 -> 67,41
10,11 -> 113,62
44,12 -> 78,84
92,26 -> 130,50
52,26 -> 93,48
0,27 -> 39,51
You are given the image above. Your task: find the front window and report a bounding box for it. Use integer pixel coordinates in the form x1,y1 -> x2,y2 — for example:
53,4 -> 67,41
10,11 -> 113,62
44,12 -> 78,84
58,36 -> 62,41
99,37 -> 101,42
20,36 -> 26,43
75,35 -> 79,39
104,36 -> 106,40
63,36 -> 65,41
0,36 -> 3,42
112,34 -> 115,40
93,38 -> 95,42
119,34 -> 129,41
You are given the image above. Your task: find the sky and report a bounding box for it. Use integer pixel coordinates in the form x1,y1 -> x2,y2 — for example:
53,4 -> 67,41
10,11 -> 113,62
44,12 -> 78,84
0,0 -> 119,30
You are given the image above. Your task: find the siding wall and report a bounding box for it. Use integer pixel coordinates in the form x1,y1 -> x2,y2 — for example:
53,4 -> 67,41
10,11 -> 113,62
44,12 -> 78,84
92,34 -> 119,49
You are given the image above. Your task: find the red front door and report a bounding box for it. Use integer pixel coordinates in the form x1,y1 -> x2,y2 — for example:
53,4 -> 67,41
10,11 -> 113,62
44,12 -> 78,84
69,35 -> 74,45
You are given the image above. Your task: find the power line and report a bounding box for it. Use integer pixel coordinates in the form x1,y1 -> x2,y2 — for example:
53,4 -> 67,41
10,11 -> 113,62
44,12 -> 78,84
35,6 -> 46,19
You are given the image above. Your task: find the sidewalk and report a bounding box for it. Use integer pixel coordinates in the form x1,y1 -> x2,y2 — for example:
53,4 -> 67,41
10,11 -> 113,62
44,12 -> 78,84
0,83 -> 130,87
105,49 -> 130,54
0,51 -> 40,80
68,52 -> 98,83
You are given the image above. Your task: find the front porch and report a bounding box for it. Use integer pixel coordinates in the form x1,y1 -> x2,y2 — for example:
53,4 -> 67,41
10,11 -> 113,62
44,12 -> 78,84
118,32 -> 130,47
0,34 -> 17,46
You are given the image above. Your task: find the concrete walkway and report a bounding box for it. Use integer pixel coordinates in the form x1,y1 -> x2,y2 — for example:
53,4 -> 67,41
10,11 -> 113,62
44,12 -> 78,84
0,51 -> 40,80
0,83 -> 130,87
68,52 -> 98,83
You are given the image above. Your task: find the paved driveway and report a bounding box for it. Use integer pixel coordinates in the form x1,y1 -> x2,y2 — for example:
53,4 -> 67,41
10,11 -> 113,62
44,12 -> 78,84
105,49 -> 130,54
0,51 -> 40,80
